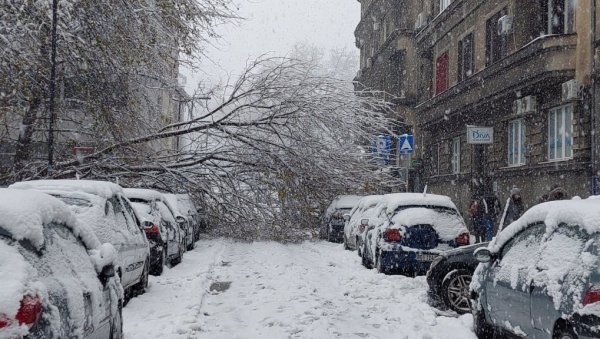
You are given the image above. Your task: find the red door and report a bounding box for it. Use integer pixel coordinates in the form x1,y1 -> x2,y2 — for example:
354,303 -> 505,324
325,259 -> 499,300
436,52 -> 449,95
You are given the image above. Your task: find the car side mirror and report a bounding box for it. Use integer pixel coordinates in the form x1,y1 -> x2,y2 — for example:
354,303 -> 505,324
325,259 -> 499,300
343,214 -> 351,221
175,216 -> 186,224
142,221 -> 154,229
360,219 -> 369,226
474,248 -> 493,263
99,264 -> 115,285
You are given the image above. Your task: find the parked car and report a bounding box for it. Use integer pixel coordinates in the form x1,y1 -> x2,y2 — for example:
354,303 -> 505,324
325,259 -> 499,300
11,180 -> 150,302
124,188 -> 185,270
360,193 -> 470,275
0,188 -> 123,338
164,193 -> 195,250
426,242 -> 489,314
343,195 -> 384,251
471,198 -> 600,338
320,195 -> 362,242
176,193 -> 204,241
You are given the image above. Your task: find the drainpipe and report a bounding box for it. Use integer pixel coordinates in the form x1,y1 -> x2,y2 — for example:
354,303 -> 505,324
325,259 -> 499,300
592,0 -> 597,190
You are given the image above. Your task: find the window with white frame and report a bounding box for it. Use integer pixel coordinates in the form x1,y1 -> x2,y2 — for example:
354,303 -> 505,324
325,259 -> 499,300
440,0 -> 451,12
548,104 -> 573,161
452,137 -> 460,173
508,119 -> 526,166
540,0 -> 575,35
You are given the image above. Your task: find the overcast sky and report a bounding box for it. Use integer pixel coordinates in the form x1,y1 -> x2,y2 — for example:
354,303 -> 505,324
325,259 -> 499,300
182,0 -> 360,93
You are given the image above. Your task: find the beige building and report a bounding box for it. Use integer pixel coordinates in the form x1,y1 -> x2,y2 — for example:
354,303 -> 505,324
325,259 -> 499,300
356,0 -> 600,212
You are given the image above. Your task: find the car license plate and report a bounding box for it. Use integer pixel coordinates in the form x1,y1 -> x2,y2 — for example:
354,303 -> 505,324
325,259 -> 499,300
417,254 -> 437,262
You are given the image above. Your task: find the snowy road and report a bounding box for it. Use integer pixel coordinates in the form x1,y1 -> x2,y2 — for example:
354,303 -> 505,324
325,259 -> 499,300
124,239 -> 476,339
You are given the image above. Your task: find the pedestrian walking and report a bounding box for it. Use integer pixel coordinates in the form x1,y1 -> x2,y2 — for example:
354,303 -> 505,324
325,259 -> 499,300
503,187 -> 524,228
468,199 -> 485,243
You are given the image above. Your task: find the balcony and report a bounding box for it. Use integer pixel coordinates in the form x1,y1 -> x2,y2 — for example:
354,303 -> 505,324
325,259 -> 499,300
416,34 -> 577,125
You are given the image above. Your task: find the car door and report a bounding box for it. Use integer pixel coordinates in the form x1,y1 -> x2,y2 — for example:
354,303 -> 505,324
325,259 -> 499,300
530,224 -> 591,334
109,195 -> 138,288
120,196 -> 148,278
485,222 -> 545,335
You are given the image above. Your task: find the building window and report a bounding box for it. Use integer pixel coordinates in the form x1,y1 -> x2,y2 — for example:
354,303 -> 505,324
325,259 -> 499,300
548,104 -> 573,161
540,0 -> 574,35
485,9 -> 507,66
458,33 -> 474,82
435,52 -> 449,95
452,137 -> 461,173
508,119 -> 526,166
440,0 -> 452,12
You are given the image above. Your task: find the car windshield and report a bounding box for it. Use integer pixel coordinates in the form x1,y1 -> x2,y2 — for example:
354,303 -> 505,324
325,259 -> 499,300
52,195 -> 93,208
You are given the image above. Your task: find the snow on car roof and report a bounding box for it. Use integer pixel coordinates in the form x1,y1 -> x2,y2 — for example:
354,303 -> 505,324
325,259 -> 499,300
390,207 -> 467,241
0,188 -> 100,250
331,195 -> 362,209
489,198 -> 600,253
123,188 -> 165,202
382,193 -> 457,214
10,179 -> 123,199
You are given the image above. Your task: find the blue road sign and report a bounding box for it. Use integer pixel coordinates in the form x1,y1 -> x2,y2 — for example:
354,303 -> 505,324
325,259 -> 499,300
370,135 -> 393,165
398,134 -> 414,155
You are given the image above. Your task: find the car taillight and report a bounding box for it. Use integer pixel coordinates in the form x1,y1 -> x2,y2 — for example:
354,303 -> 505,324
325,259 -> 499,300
583,286 -> 600,306
0,295 -> 42,330
383,229 -> 402,242
455,233 -> 470,246
144,224 -> 160,235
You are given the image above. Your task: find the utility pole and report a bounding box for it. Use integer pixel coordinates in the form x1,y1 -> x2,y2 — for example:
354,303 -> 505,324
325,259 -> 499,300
47,0 -> 59,176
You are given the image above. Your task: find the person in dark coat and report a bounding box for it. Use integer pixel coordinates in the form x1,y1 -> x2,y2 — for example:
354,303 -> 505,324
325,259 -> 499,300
503,187 -> 524,227
468,199 -> 485,243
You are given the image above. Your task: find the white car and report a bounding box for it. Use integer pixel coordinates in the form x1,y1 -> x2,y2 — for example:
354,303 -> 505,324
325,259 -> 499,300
11,180 -> 150,302
124,188 -> 185,271
164,193 -> 195,251
0,188 -> 123,338
343,195 -> 385,251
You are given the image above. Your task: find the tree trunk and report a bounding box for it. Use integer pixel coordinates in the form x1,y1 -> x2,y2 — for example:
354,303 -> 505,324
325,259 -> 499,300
12,98 -> 41,179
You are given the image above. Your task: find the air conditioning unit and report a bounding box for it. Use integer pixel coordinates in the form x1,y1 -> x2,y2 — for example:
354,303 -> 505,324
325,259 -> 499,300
562,79 -> 581,101
373,21 -> 380,31
415,12 -> 427,30
520,95 -> 537,114
497,15 -> 514,35
366,57 -> 373,68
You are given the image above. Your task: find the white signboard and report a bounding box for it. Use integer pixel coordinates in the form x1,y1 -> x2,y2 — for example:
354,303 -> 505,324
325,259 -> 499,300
467,126 -> 494,144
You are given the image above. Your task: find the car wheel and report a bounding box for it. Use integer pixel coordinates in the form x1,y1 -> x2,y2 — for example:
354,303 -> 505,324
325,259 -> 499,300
135,261 -> 149,295
110,301 -> 123,339
187,240 -> 195,251
375,249 -> 387,274
172,246 -> 184,266
441,269 -> 472,314
361,244 -> 373,269
553,322 -> 578,339
343,236 -> 350,250
151,250 -> 165,276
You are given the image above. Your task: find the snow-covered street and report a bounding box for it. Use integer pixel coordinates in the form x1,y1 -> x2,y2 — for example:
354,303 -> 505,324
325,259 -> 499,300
124,239 -> 475,339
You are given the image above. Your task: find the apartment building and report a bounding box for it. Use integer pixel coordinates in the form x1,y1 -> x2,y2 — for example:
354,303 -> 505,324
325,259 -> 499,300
356,0 -> 600,211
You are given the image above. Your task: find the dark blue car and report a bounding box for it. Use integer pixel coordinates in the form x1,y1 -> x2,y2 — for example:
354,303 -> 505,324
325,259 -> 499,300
359,193 -> 470,275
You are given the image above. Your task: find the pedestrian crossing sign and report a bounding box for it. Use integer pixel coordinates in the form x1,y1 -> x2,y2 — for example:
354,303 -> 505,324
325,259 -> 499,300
398,134 -> 414,155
